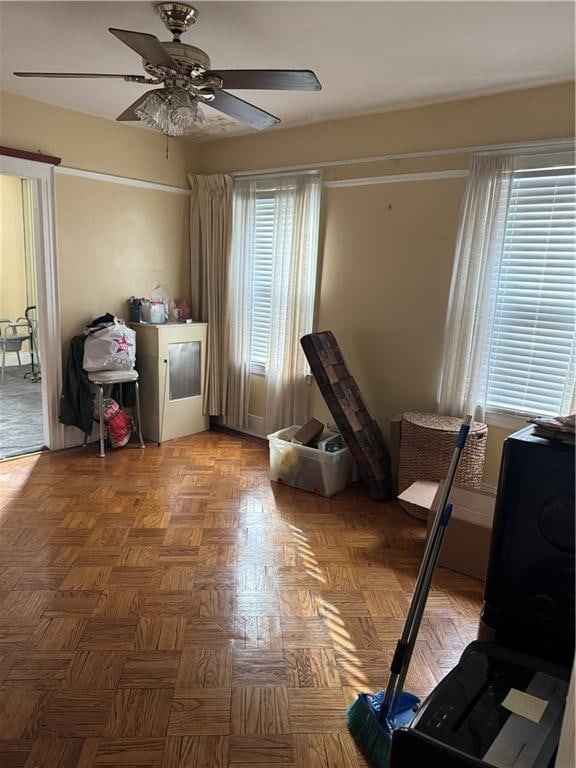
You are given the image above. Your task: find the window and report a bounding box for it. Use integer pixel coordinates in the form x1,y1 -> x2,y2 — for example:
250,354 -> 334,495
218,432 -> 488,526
437,151 -> 576,423
247,188 -> 297,372
227,172 -> 321,432
250,193 -> 275,369
485,164 -> 576,417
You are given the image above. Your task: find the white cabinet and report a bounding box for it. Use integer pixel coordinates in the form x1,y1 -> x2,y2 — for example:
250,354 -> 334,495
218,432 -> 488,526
132,322 -> 208,443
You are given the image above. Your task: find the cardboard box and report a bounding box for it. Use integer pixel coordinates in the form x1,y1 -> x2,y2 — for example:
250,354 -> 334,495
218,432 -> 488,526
291,418 -> 324,447
389,415 -> 402,496
398,481 -> 495,581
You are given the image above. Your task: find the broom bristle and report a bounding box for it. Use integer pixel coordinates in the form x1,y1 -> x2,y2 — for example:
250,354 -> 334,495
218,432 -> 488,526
347,693 -> 393,768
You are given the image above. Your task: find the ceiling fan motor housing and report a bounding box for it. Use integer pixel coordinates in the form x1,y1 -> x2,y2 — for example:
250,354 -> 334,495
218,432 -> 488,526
155,3 -> 198,40
142,41 -> 220,93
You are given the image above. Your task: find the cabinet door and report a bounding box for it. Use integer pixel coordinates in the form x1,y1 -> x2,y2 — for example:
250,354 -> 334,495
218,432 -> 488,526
168,341 -> 201,400
158,325 -> 208,441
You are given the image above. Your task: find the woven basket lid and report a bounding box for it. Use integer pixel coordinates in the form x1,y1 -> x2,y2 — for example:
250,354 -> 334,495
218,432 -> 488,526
403,411 -> 487,433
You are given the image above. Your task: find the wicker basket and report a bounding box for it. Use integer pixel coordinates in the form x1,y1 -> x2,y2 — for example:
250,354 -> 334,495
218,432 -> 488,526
398,411 -> 487,520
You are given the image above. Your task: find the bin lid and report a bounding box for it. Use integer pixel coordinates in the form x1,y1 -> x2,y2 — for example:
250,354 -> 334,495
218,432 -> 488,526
403,411 -> 486,433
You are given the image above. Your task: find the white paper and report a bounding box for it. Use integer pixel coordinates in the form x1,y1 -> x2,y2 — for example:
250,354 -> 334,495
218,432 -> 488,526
501,688 -> 548,723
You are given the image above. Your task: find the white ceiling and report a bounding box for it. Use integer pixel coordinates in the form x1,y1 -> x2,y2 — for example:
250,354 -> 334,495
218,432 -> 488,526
0,1 -> 574,140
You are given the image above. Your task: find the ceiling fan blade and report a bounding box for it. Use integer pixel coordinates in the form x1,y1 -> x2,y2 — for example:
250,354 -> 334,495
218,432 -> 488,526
14,72 -> 146,80
116,90 -> 158,122
109,28 -> 181,72
208,69 -> 321,91
208,90 -> 280,130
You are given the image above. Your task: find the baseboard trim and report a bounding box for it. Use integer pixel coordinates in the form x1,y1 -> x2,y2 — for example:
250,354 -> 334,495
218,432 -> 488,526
211,422 -> 268,446
247,414 -> 265,437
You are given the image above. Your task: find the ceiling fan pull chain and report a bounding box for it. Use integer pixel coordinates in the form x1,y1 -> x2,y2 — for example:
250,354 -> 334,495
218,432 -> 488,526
165,133 -> 170,160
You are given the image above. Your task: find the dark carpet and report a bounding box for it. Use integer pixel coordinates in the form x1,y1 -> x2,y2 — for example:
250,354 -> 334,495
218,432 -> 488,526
0,364 -> 45,459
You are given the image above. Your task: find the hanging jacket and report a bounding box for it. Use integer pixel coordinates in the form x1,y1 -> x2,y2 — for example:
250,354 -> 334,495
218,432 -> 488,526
59,335 -> 94,437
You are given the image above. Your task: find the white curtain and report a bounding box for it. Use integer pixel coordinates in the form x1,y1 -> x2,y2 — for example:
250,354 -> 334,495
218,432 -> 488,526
188,174 -> 233,416
225,180 -> 256,431
437,153 -> 514,419
264,173 -> 322,434
226,172 -> 322,433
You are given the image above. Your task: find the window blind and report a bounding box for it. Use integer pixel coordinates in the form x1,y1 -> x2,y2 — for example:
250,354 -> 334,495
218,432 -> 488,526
486,166 -> 576,416
251,194 -> 275,366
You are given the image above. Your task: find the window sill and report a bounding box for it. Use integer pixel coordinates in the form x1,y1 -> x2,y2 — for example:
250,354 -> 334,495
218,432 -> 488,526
484,409 -> 532,431
248,365 -> 314,384
250,362 -> 266,376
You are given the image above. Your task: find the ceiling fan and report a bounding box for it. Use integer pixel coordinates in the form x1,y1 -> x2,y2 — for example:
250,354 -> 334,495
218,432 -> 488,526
14,2 -> 322,136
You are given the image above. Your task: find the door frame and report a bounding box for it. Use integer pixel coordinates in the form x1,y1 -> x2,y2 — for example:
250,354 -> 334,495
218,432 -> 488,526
1,154 -> 65,451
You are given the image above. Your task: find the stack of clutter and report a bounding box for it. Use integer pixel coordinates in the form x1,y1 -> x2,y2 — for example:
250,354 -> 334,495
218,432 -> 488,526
59,314 -> 141,450
528,414 -> 575,444
290,418 -> 344,452
83,315 -> 137,449
268,418 -> 352,497
300,330 -> 392,500
128,285 -> 192,324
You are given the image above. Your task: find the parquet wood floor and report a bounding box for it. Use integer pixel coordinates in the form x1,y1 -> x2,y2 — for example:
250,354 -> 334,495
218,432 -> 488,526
0,432 -> 483,767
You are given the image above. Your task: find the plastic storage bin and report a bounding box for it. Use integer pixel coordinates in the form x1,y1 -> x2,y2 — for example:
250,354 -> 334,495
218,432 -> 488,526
268,425 -> 353,497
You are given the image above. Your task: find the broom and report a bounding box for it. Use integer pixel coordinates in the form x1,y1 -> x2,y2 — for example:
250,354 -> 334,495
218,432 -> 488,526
347,415 -> 472,768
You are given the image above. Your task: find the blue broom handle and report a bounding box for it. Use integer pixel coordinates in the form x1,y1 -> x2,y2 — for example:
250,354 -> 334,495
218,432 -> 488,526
380,415 -> 472,720
387,503 -> 453,717
382,416 -> 471,718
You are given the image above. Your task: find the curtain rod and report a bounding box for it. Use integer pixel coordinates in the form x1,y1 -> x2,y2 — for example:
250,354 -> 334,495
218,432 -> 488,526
234,169 -> 320,183
230,137 -> 574,178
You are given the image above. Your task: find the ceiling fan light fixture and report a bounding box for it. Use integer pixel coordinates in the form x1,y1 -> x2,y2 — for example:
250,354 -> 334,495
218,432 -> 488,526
135,86 -> 204,136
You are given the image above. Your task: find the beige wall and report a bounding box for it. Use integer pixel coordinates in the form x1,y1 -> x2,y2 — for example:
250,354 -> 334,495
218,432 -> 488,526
199,82 -> 575,486
0,175 -> 26,321
1,91 -> 197,187
56,175 -> 189,351
198,82 -> 574,175
0,91 -> 197,363
312,176 -> 467,422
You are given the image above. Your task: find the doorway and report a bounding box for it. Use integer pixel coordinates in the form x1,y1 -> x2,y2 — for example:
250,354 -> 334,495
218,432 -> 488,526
0,175 -> 44,458
0,153 -> 63,458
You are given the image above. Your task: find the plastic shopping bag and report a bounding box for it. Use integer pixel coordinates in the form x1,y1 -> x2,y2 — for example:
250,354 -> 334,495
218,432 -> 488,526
83,323 -> 136,371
